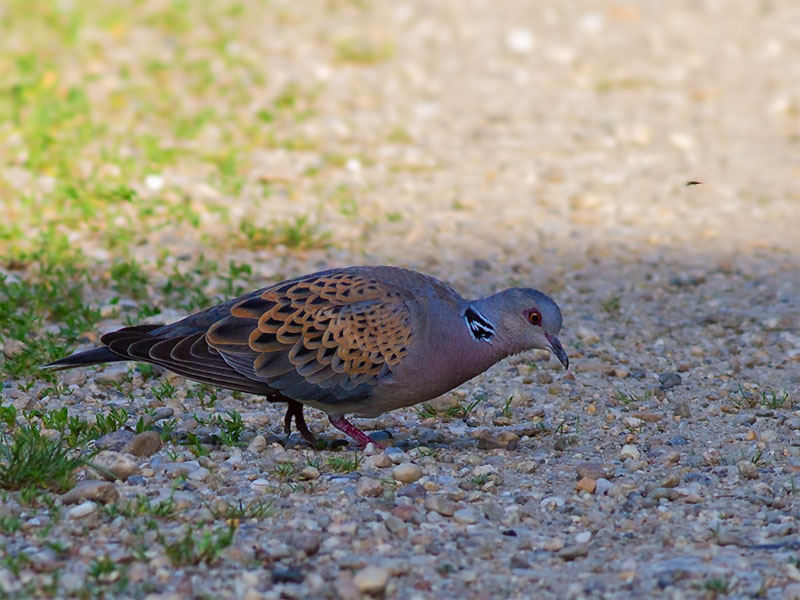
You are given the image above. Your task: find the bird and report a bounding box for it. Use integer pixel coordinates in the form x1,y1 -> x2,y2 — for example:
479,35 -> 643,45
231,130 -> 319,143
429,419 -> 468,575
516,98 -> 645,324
44,266 -> 568,448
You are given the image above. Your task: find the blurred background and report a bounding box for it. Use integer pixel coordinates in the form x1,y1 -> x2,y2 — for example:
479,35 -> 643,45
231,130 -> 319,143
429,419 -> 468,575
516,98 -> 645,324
1,3 -> 799,597
0,0 -> 797,379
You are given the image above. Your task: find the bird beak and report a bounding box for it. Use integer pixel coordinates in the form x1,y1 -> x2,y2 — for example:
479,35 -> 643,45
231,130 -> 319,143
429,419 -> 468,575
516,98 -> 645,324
545,333 -> 569,370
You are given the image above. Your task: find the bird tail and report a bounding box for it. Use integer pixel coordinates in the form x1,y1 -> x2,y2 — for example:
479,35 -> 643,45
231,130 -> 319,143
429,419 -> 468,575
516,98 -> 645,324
41,347 -> 126,371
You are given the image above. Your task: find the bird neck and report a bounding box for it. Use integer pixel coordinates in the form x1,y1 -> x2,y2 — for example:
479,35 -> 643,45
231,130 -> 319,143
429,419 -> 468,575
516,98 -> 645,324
461,296 -> 512,362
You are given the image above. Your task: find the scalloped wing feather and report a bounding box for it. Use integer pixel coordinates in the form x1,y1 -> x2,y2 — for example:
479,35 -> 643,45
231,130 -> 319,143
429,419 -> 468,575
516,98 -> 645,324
205,271 -> 413,406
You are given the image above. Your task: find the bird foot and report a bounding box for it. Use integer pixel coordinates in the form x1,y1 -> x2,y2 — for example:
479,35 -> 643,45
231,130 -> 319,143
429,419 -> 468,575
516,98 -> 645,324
282,400 -> 319,446
328,415 -> 385,450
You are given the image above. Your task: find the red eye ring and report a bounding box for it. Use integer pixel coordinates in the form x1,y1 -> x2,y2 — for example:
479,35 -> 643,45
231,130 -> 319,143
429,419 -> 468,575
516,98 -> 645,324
527,310 -> 542,326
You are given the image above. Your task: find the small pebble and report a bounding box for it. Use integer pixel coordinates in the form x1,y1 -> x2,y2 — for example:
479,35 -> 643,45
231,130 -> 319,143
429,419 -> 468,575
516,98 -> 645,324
760,429 -> 779,443
122,431 -> 162,457
353,566 -> 390,595
659,372 -> 682,389
575,531 -> 592,544
356,477 -> 383,498
246,435 -> 267,453
363,454 -> 392,469
620,444 -> 641,460
733,413 -> 757,426
392,463 -> 423,484
67,501 -> 97,519
385,449 -> 411,464
576,462 -> 612,480
271,568 -> 304,584
300,466 -> 320,480
95,430 -> 135,451
90,451 -> 139,482
540,496 -> 565,510
397,483 -> 426,499
153,407 -> 174,420
648,487 -> 679,501
453,508 -> 479,524
424,495 -> 456,517
737,460 -> 759,480
595,478 -> 614,495
558,545 -> 589,561
544,537 -> 565,551
62,481 -> 119,505
251,478 -> 270,490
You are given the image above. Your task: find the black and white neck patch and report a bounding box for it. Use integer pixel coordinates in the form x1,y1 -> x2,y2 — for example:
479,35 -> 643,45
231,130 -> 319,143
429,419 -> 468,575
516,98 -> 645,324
465,307 -> 495,342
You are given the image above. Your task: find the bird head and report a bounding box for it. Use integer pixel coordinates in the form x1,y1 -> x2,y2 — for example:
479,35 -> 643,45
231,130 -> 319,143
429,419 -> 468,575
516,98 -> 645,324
485,288 -> 569,369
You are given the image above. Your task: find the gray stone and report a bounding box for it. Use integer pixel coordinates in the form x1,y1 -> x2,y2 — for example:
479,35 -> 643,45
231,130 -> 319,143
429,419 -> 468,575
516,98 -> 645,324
62,481 -> 119,505
122,431 -> 162,457
94,366 -> 128,386
95,430 -> 135,451
453,508 -> 479,524
733,413 -> 757,426
67,501 -> 97,519
576,462 -> 613,480
292,532 -> 322,556
397,483 -> 426,499
658,372 -> 682,389
154,407 -> 174,420
737,460 -> 759,480
356,476 -> 383,497
424,495 -> 455,517
300,466 -> 320,480
558,545 -> 589,561
481,501 -> 506,521
246,434 -> 267,453
89,450 -> 140,482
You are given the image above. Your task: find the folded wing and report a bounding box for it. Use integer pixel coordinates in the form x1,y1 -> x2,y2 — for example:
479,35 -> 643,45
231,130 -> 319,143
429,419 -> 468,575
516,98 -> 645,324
206,270 -> 413,406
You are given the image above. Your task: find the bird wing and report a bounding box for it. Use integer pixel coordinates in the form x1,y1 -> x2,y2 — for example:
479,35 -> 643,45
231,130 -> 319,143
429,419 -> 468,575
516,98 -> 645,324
99,326 -> 274,396
205,270 -> 413,406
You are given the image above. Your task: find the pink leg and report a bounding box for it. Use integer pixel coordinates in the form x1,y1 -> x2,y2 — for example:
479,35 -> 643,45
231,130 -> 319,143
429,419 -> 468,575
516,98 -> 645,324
328,415 -> 385,449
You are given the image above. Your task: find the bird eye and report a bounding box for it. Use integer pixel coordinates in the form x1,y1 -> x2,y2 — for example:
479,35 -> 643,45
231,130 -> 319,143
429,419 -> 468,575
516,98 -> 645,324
527,310 -> 542,326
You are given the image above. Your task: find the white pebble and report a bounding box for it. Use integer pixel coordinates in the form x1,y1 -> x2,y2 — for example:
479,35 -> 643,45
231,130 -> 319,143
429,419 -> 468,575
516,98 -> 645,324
505,29 -> 535,54
246,435 -> 267,453
595,478 -> 614,495
144,174 -> 163,191
353,566 -> 390,594
575,531 -> 592,544
300,466 -> 320,480
620,444 -> 641,460
669,132 -> 695,150
250,478 -> 270,490
453,508 -> 479,524
68,501 -> 97,519
392,463 -> 423,484
579,13 -> 605,33
540,496 -> 565,510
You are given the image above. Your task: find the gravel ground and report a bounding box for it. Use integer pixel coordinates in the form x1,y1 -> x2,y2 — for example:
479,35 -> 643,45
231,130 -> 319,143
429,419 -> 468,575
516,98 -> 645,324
2,1 -> 799,598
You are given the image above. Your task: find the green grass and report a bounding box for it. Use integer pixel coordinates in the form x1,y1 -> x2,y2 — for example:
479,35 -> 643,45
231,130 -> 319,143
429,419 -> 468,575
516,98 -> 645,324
0,424 -> 90,492
159,524 -> 236,566
415,395 -> 486,421
334,36 -> 395,64
0,1 -> 331,270
210,498 -> 274,521
24,405 -> 129,447
0,246 -> 102,379
728,385 -> 792,411
238,216 -> 330,251
326,452 -> 360,473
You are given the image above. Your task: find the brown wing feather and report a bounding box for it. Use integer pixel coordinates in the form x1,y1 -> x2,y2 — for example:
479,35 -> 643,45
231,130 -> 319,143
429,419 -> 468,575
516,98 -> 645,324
206,271 -> 412,405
